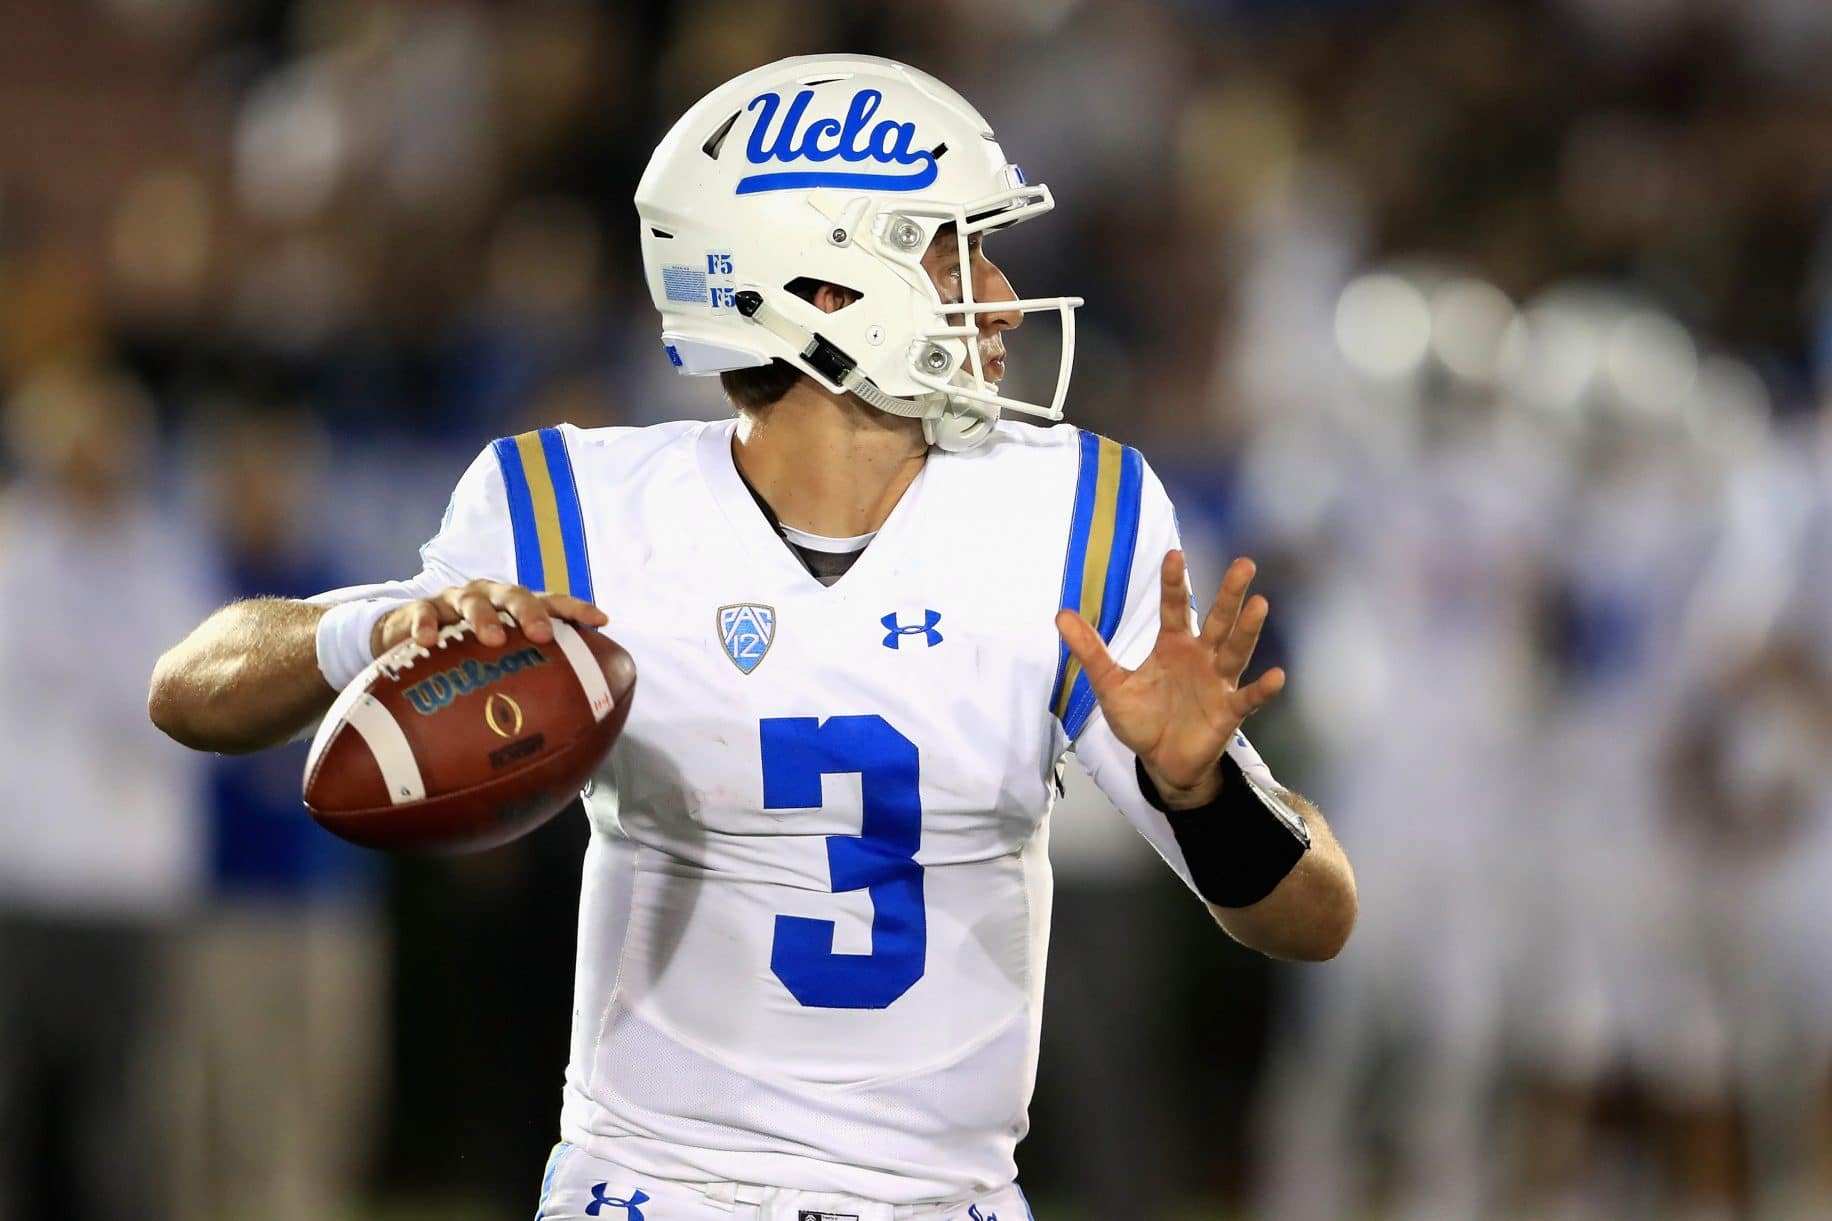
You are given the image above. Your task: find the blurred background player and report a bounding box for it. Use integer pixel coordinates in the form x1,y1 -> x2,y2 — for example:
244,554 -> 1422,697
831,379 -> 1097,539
0,362 -> 213,1221
164,407 -> 387,1221
1510,288 -> 1745,1221
1250,261 -> 1556,1221
1657,379 -> 1832,1220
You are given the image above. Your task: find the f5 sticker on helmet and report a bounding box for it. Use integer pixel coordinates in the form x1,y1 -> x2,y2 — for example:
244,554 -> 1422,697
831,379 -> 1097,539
739,88 -> 939,195
706,251 -> 736,314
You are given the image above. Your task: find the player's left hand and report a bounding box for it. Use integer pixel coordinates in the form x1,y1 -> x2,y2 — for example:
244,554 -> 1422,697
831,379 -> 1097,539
1056,551 -> 1285,809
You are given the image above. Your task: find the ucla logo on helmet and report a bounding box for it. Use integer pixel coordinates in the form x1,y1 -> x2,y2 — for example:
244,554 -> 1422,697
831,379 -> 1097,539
719,603 -> 777,674
738,88 -> 938,195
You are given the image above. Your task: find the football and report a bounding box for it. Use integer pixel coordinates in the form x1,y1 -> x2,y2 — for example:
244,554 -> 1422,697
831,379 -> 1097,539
303,616 -> 635,851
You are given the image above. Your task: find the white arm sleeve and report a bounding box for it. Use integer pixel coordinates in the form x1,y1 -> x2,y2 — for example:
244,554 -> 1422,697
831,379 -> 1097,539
1065,461 -> 1287,899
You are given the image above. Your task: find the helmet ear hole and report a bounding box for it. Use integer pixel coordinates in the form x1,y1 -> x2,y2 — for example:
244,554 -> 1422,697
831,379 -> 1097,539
785,277 -> 864,313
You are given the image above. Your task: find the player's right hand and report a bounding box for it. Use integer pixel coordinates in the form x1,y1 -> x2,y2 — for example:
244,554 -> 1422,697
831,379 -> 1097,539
371,580 -> 609,657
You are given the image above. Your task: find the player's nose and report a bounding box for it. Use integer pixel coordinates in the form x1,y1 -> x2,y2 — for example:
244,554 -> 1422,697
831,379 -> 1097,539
975,256 -> 1021,334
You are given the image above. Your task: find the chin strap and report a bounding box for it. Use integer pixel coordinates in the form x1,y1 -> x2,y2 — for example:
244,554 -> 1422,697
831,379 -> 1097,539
921,399 -> 997,451
733,289 -> 996,451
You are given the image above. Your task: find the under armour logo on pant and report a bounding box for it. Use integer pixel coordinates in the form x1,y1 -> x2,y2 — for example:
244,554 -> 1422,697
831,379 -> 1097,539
881,609 -> 943,649
586,1184 -> 648,1219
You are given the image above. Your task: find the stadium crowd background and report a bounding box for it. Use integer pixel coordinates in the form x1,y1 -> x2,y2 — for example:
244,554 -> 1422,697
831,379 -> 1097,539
2,0 -> 1830,1217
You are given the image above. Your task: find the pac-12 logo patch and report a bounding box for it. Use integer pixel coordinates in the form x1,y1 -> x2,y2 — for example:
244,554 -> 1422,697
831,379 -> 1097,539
719,603 -> 776,674
797,1212 -> 860,1221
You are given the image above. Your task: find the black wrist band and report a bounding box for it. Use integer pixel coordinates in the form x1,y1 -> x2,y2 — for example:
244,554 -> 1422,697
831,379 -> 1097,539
1135,754 -> 1310,908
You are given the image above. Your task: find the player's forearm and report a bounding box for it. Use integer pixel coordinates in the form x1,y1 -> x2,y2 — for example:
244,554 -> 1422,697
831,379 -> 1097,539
148,597 -> 338,754
1209,794 -> 1356,961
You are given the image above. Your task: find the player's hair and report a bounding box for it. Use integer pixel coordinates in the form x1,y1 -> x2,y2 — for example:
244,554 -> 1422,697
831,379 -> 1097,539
720,360 -> 804,412
719,278 -> 858,413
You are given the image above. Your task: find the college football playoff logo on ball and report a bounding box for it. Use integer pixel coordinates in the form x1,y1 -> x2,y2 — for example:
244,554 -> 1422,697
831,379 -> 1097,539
484,691 -> 524,738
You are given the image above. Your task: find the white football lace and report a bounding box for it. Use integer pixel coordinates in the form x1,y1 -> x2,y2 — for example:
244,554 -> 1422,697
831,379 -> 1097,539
376,614 -> 518,681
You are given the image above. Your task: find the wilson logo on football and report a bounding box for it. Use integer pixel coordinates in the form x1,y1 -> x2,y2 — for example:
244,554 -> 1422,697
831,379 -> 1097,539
403,648 -> 548,716
739,88 -> 937,195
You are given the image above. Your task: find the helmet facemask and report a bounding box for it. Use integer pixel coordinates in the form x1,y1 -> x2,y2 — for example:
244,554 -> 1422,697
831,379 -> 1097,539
729,184 -> 1081,451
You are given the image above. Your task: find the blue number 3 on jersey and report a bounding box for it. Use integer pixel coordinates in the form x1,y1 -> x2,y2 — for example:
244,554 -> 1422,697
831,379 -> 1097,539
761,715 -> 925,1009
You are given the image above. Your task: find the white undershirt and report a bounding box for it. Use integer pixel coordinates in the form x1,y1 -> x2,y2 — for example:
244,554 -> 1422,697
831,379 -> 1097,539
779,523 -> 876,554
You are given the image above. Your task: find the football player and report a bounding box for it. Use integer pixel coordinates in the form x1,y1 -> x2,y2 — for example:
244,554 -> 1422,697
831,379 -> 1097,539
150,56 -> 1356,1219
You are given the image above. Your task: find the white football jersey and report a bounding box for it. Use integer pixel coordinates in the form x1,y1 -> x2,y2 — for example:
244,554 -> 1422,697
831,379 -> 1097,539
329,416 -> 1281,1201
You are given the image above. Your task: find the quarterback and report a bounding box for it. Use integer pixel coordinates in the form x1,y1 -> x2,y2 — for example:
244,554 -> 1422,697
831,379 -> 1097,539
150,56 -> 1356,1220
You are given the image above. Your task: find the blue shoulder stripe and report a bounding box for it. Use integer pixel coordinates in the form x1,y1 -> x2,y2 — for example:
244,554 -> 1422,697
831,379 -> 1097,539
492,435 -> 544,591
1051,431 -> 1147,740
1096,446 -> 1144,641
539,427 -> 594,602
491,428 -> 594,600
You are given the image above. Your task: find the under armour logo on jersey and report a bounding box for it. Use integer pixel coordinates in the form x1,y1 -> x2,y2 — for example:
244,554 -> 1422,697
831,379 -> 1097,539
881,610 -> 943,649
967,1206 -> 997,1221
586,1184 -> 648,1219
719,603 -> 777,674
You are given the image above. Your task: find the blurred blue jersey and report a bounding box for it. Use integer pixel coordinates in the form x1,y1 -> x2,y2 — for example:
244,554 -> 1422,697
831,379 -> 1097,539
208,555 -> 378,904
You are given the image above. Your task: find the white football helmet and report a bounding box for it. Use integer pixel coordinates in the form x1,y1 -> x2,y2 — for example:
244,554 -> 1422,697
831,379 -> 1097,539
635,54 -> 1082,450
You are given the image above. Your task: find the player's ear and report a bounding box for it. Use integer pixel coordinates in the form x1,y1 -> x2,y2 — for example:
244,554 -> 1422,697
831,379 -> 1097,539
810,282 -> 859,314
784,276 -> 861,315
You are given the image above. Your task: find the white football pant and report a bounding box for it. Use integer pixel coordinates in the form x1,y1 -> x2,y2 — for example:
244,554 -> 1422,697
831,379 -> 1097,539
534,1143 -> 1034,1221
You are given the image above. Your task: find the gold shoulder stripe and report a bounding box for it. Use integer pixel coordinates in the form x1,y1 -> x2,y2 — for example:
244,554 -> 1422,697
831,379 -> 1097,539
1053,435 -> 1128,721
513,430 -> 571,597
